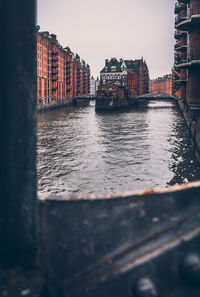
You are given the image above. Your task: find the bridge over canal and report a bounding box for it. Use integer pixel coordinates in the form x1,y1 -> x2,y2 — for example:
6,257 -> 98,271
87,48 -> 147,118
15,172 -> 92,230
136,92 -> 178,101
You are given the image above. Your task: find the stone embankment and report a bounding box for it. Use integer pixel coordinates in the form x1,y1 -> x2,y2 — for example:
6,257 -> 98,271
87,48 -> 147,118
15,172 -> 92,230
177,100 -> 200,157
37,98 -> 73,112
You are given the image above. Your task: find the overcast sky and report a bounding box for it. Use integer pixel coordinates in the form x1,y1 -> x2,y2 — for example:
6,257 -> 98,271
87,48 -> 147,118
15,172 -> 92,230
37,0 -> 176,79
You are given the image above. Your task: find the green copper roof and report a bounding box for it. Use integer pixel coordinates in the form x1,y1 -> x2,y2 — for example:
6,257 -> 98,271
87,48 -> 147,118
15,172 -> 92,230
121,61 -> 127,70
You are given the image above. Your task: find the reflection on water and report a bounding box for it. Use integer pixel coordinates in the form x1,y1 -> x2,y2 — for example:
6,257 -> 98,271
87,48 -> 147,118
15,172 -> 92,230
37,100 -> 200,197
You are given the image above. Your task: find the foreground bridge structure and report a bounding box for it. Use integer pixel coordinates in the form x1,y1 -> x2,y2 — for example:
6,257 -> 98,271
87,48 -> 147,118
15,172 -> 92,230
136,93 -> 178,101
1,2 -> 200,297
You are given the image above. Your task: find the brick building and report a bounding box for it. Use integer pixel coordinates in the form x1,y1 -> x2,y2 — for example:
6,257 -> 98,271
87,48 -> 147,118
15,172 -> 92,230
97,83 -> 128,100
174,0 -> 200,106
150,74 -> 173,95
36,26 -> 90,107
99,57 -> 149,96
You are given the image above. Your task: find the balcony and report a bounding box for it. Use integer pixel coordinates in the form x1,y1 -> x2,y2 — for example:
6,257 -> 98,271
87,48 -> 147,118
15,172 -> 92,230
174,30 -> 187,39
52,51 -> 58,56
52,57 -> 58,62
178,0 -> 189,3
175,15 -> 187,26
175,3 -> 187,14
174,42 -> 187,51
174,72 -> 187,82
52,64 -> 58,68
176,8 -> 200,30
177,78 -> 187,84
175,50 -> 200,68
174,64 -> 181,72
174,56 -> 188,67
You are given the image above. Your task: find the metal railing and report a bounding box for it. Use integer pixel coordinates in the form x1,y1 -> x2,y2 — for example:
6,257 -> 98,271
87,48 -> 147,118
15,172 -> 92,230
174,30 -> 187,39
175,15 -> 187,24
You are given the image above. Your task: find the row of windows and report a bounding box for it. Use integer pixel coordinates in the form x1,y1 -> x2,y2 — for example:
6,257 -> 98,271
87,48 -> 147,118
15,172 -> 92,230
102,75 -> 121,80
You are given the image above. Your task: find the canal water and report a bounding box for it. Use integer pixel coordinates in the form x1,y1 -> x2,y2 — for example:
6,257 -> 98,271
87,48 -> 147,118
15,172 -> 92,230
37,100 -> 200,197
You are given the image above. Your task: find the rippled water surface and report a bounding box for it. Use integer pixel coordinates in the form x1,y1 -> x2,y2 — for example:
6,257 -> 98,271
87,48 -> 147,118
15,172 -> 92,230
37,100 -> 200,197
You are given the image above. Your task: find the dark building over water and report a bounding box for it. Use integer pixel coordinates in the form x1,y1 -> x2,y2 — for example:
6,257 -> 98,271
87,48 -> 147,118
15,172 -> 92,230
99,57 -> 149,96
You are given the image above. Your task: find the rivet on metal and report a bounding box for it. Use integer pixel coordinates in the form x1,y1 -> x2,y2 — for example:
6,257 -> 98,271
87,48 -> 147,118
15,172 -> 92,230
182,254 -> 200,285
135,278 -> 158,297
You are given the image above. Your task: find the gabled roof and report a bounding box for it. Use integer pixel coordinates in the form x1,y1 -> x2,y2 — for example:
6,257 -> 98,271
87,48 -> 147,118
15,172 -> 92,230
123,60 -> 140,75
121,61 -> 127,70
100,58 -> 122,73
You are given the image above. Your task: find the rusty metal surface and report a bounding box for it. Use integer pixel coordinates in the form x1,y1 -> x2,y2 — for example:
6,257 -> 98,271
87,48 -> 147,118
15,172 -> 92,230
38,180 -> 200,201
38,181 -> 200,296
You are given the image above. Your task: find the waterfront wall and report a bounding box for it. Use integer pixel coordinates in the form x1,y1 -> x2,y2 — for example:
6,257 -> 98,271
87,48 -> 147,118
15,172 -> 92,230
37,97 -> 73,112
177,99 -> 200,157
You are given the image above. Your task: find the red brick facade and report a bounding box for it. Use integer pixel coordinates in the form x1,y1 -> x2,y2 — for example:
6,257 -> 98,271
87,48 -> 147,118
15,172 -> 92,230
174,0 -> 200,106
36,26 -> 90,107
150,75 -> 173,95
97,83 -> 127,100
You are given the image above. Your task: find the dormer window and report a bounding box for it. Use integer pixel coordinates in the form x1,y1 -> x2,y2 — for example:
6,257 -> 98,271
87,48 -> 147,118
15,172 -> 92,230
111,66 -> 116,72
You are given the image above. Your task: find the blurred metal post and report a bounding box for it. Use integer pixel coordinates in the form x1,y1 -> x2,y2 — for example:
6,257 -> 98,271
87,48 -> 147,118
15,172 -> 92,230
0,0 -> 37,267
